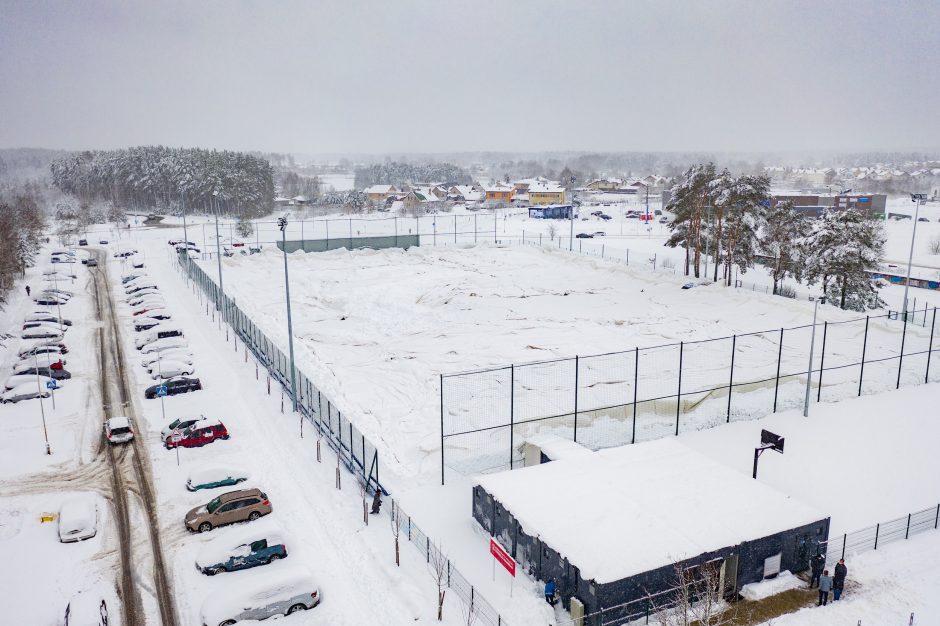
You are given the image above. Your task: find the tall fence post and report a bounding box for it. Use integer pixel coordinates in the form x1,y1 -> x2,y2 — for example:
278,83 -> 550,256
726,335 -> 736,423
817,321 -> 828,402
935,503 -> 939,529
509,365 -> 515,469
841,533 -> 846,560
773,328 -> 783,412
874,523 -> 880,549
897,312 -> 909,389
926,308 -> 937,384
632,348 -> 639,445
440,374 -> 445,486
905,513 -> 912,539
573,356 -> 580,443
675,342 -> 683,436
859,316 -> 869,396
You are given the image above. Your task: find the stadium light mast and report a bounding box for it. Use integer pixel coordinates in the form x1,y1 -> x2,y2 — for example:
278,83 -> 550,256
278,216 -> 299,415
903,193 -> 927,319
212,190 -> 225,323
803,295 -> 826,417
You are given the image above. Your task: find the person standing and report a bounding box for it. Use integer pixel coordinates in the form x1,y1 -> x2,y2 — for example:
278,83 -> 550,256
25,285 -> 31,297
544,578 -> 557,606
817,570 -> 832,606
809,553 -> 824,588
370,488 -> 382,514
833,559 -> 847,601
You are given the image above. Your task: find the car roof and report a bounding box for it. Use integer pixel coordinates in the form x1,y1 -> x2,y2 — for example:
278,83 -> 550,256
217,487 -> 263,502
107,416 -> 131,429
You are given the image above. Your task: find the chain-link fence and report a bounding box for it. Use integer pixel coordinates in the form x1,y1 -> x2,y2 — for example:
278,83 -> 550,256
441,306 -> 940,479
821,503 -> 940,569
177,250 -> 386,493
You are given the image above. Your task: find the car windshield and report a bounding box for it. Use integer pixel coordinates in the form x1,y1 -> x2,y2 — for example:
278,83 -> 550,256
168,419 -> 181,429
111,426 -> 130,435
206,497 -> 223,514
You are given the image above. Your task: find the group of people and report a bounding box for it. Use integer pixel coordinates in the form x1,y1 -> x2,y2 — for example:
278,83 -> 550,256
809,554 -> 848,606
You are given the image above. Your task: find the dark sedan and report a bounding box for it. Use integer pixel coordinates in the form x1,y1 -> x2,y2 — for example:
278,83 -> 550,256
14,366 -> 71,380
575,233 -> 594,238
145,376 -> 202,399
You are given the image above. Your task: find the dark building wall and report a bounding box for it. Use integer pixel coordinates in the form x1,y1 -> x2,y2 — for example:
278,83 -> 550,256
277,234 -> 420,253
473,484 -> 830,622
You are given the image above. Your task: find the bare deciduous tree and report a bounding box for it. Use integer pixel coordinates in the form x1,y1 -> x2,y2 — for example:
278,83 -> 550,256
650,561 -> 747,626
547,222 -> 559,240
429,542 -> 448,621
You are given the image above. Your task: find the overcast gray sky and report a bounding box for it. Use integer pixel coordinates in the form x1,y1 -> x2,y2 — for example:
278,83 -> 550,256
1,0 -> 937,155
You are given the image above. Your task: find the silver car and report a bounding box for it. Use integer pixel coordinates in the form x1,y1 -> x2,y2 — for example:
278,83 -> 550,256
199,565 -> 320,626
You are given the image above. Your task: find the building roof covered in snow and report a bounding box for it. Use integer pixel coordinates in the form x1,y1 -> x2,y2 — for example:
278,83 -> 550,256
475,437 -> 826,583
364,184 -> 398,195
527,181 -> 566,194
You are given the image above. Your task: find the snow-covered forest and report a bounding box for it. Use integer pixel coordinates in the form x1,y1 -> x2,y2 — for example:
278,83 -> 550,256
353,161 -> 471,189
0,185 -> 45,302
49,146 -> 275,216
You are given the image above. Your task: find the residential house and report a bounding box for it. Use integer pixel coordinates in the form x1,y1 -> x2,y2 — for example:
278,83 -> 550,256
364,184 -> 399,203
485,182 -> 515,204
448,185 -> 483,203
586,179 -> 624,191
528,181 -> 567,205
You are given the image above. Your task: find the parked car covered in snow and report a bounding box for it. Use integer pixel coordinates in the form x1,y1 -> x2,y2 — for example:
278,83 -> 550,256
0,383 -> 52,404
134,317 -> 162,332
198,565 -> 319,625
135,326 -> 184,349
186,465 -> 251,492
22,320 -> 69,334
148,360 -> 194,380
22,327 -> 64,340
142,349 -> 192,369
58,497 -> 98,543
140,337 -> 189,354
195,520 -> 287,575
24,313 -> 72,326
64,589 -> 110,626
161,415 -> 209,440
4,374 -> 58,391
12,365 -> 71,380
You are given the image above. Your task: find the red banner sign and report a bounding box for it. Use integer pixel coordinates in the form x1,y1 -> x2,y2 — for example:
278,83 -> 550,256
490,539 -> 516,577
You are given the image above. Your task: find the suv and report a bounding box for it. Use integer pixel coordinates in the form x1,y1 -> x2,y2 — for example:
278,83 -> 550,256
145,375 -> 201,399
195,522 -> 287,575
185,488 -> 271,533
164,418 -> 228,449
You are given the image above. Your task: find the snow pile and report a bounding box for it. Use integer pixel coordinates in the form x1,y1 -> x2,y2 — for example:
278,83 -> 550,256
739,570 -> 803,601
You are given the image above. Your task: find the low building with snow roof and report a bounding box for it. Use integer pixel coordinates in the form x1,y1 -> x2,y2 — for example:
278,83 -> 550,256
472,438 -> 829,622
484,182 -> 515,204
528,182 -> 567,205
364,184 -> 399,202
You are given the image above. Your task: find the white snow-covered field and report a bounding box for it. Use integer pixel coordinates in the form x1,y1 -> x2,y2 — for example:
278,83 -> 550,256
194,240 -> 938,483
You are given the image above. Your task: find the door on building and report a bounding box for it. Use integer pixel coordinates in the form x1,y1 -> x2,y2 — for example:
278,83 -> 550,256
719,555 -> 738,599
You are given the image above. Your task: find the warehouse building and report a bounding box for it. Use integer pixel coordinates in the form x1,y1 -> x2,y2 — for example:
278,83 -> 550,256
472,438 -> 829,623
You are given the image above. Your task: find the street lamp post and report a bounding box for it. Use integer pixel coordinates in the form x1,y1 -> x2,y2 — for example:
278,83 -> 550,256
803,296 -> 826,417
213,192 -> 225,324
278,217 -> 299,416
902,193 -> 927,319
33,350 -> 51,455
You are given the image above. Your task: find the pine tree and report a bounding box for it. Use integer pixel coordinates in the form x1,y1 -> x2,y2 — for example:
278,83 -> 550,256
664,163 -> 717,277
717,174 -> 770,286
761,201 -> 809,295
803,208 -> 885,311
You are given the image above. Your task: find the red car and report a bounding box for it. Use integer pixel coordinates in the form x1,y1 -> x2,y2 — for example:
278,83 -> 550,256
165,419 -> 229,449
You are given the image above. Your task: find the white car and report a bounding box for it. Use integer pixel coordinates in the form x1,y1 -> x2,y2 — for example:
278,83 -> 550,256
135,326 -> 184,349
1,383 -> 52,403
140,337 -> 188,354
104,416 -> 134,444
64,589 -> 110,626
58,497 -> 98,543
199,566 -> 321,626
142,349 -> 193,369
186,465 -> 251,491
128,295 -> 165,308
4,374 -> 58,391
18,339 -> 67,356
149,360 -> 194,379
23,320 -> 69,334
138,308 -> 171,320
121,272 -> 147,284
125,281 -> 157,294
24,312 -> 72,325
22,327 -> 64,341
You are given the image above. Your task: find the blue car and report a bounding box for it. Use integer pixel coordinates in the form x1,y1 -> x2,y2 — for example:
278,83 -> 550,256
195,521 -> 288,575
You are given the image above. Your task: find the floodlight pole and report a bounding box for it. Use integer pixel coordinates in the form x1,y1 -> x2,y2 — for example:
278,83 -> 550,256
33,351 -> 51,455
902,194 -> 926,318
279,217 -> 299,415
803,297 -> 824,417
213,192 -> 225,323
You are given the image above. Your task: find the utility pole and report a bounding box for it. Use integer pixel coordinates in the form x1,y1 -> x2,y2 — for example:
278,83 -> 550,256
803,296 -> 826,416
903,194 -> 927,319
213,191 -> 225,322
278,217 -> 299,415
